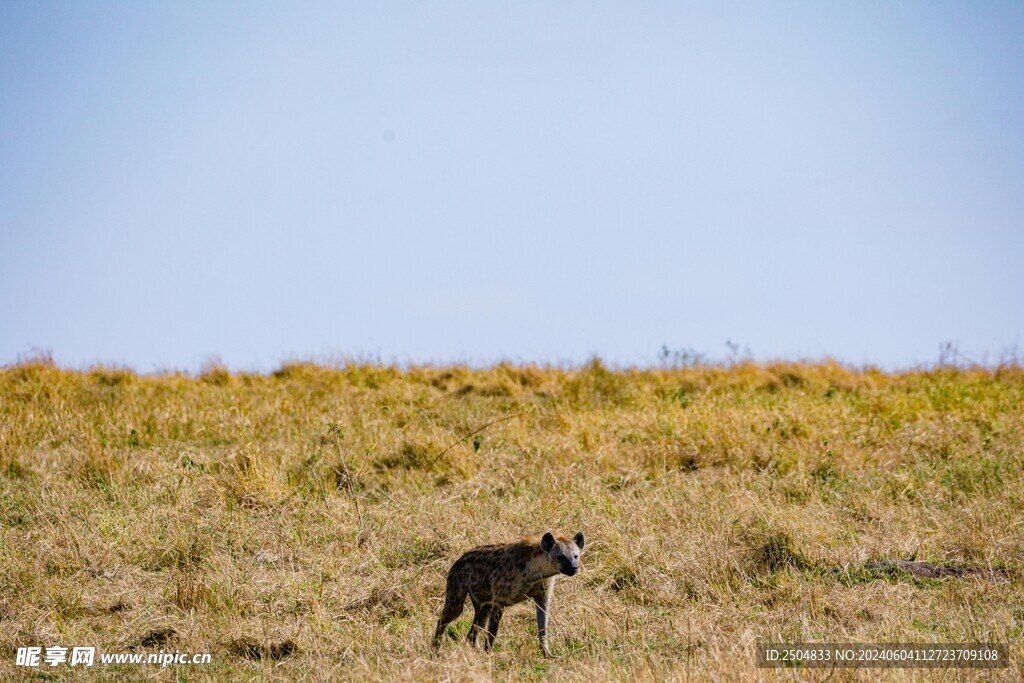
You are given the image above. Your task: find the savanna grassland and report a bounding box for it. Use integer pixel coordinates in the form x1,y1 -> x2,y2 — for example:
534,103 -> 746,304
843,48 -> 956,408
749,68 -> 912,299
1,358 -> 1023,681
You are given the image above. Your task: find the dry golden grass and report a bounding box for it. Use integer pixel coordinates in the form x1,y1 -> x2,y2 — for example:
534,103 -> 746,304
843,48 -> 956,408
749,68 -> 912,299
1,358 -> 1022,681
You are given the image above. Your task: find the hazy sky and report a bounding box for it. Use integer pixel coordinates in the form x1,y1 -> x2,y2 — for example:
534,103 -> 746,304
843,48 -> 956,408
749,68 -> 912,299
2,2 -> 1022,371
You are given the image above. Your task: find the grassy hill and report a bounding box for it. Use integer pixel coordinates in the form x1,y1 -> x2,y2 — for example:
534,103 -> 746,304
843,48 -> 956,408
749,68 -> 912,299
2,359 -> 1022,680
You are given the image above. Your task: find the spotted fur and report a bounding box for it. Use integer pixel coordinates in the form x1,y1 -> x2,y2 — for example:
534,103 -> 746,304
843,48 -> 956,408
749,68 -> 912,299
432,531 -> 585,656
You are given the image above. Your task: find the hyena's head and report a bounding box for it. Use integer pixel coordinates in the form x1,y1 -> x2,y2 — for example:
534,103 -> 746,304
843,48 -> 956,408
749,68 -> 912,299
540,531 -> 585,576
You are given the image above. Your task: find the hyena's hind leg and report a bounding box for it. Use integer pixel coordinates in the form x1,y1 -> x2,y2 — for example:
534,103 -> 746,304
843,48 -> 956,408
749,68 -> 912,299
432,580 -> 468,649
483,607 -> 504,651
468,596 -> 491,646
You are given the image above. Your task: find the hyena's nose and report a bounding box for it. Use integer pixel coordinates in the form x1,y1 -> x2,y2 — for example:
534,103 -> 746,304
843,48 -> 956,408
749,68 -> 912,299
563,565 -> 578,576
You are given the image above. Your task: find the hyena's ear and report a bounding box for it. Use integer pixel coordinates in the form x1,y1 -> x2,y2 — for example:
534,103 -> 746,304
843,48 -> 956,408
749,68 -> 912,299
540,532 -> 556,552
574,531 -> 585,550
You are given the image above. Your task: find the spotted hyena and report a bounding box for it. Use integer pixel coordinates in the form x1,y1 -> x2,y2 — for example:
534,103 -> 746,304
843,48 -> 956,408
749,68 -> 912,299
432,531 -> 585,657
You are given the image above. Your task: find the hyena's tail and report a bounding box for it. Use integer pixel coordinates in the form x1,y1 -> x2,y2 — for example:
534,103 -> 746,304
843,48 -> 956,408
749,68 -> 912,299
432,566 -> 468,648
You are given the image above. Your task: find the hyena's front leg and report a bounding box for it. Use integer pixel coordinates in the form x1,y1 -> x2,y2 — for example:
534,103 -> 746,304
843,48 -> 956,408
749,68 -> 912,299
534,602 -> 551,657
530,582 -> 554,657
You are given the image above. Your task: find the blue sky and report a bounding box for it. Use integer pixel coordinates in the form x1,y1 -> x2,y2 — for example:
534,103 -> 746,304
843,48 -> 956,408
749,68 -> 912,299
2,2 -> 1022,371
